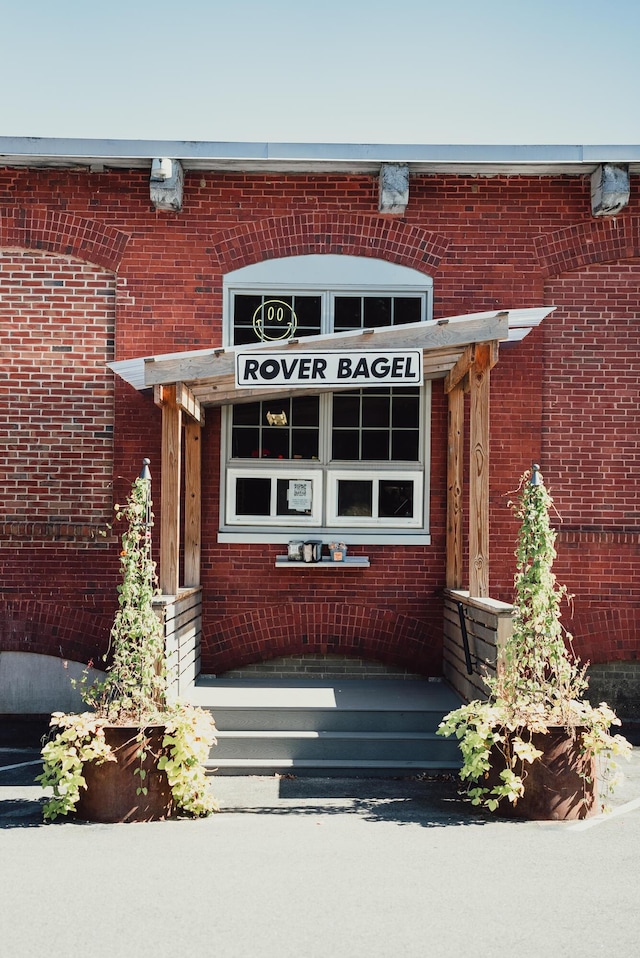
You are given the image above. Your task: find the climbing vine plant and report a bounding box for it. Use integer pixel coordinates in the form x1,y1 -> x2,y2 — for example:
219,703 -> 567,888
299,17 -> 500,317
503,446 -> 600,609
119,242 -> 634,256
38,461 -> 218,821
438,465 -> 630,813
84,464 -> 166,722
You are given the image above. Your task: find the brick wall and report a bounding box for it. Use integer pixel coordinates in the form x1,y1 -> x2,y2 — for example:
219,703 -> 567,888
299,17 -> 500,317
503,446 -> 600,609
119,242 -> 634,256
0,251 -> 115,526
1,167 -> 638,682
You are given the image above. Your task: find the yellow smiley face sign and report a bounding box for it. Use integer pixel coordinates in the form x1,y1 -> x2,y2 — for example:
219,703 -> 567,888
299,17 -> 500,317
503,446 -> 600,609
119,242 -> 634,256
252,299 -> 298,342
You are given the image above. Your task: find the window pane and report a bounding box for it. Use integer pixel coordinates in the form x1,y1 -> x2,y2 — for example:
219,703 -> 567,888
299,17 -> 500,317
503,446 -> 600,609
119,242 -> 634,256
391,432 -> 420,461
292,429 -> 319,459
291,395 -> 319,426
392,393 -> 420,429
363,297 -> 391,327
361,394 -> 390,428
334,296 -> 362,331
379,480 -> 414,518
264,430 -> 289,459
362,431 -> 390,460
233,294 -> 320,344
233,403 -> 261,426
393,297 -> 422,325
293,296 -> 322,337
232,427 -> 260,459
332,430 -> 359,460
337,479 -> 372,517
276,478 -> 313,516
233,295 -> 262,345
332,393 -> 361,427
236,477 -> 271,515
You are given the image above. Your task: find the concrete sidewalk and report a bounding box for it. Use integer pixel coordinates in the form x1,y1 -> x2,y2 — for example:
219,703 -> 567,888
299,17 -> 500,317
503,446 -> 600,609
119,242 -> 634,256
2,747 -> 640,958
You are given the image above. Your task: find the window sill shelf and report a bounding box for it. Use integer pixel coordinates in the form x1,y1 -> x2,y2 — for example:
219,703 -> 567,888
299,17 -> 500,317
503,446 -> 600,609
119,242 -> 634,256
275,556 -> 370,570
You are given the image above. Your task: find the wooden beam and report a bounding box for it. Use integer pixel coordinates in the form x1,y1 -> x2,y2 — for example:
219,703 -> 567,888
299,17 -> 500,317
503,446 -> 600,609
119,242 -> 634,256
444,339 -> 499,395
184,420 -> 202,588
143,312 -> 510,388
469,344 -> 491,598
176,382 -> 204,425
158,384 -> 182,596
444,346 -> 474,394
446,384 -> 465,589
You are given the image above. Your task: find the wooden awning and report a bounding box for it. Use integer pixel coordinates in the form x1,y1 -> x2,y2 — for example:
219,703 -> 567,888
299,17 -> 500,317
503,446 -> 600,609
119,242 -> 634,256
108,307 -> 553,601
109,307 -> 552,406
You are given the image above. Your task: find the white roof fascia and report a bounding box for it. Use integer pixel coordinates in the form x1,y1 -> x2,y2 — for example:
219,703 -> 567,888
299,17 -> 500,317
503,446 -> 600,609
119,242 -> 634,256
2,137 -> 640,175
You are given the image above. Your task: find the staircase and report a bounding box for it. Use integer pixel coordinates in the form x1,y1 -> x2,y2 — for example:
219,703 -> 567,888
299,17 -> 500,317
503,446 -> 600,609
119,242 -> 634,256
187,677 -> 463,776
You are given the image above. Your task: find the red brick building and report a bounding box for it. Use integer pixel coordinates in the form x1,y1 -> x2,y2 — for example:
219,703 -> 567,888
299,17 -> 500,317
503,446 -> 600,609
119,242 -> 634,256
1,140 -> 638,719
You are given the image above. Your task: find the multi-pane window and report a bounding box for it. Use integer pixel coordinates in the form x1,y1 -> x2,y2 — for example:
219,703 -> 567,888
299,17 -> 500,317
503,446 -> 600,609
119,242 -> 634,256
220,256 -> 433,541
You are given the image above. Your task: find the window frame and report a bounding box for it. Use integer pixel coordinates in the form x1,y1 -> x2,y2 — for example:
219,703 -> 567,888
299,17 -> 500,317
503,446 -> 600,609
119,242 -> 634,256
218,256 -> 433,545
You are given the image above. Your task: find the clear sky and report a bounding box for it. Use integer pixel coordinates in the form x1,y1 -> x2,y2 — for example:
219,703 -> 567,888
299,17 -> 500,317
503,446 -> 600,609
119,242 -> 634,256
2,0 -> 639,145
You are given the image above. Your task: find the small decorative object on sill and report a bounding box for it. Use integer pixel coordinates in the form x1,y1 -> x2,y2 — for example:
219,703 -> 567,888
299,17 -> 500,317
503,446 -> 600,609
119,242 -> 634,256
303,540 -> 323,563
266,411 -> 287,426
287,540 -> 304,561
329,541 -> 347,562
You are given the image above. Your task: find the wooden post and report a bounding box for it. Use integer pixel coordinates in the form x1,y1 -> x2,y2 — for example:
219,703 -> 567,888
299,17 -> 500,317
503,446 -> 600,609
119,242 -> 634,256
446,384 -> 464,589
184,420 -> 202,588
158,385 -> 182,596
469,344 -> 491,597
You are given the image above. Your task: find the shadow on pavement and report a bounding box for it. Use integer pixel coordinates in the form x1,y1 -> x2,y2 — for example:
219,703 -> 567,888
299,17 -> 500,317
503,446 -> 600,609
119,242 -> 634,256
216,774 -> 498,828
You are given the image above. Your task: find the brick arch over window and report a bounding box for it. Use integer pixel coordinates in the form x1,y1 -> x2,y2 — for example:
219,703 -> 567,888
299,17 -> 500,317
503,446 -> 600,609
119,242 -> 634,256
204,602 -> 442,676
0,600 -> 112,664
0,207 -> 129,271
534,215 -> 640,276
210,213 -> 450,274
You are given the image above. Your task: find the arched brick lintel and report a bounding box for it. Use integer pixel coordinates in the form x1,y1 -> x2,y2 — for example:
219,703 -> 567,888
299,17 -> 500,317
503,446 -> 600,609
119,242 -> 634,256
0,207 -> 129,271
204,602 -> 443,676
535,216 -> 640,277
211,213 -> 450,275
569,607 -> 640,666
0,601 -> 111,666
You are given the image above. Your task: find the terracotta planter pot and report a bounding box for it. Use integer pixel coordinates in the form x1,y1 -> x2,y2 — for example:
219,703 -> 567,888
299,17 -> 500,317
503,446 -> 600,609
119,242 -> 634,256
75,725 -> 175,823
487,727 -> 597,821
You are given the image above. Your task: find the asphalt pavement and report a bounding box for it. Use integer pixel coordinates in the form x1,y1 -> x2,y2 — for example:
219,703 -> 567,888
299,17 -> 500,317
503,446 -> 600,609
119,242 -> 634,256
2,745 -> 640,958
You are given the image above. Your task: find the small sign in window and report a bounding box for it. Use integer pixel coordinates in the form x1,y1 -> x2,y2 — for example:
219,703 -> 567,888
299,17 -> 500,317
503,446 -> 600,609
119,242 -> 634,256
287,479 -> 313,512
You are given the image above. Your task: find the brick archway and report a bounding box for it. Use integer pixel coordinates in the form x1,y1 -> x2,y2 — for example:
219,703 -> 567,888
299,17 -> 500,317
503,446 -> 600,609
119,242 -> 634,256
0,207 -> 129,271
210,212 -> 450,274
567,607 -> 640,665
534,215 -> 640,276
204,601 -> 443,676
0,600 -> 112,665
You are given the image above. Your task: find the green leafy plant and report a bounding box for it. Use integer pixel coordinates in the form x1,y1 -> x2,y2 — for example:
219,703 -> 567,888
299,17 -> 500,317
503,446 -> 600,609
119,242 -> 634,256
38,462 -> 218,821
438,465 -> 631,814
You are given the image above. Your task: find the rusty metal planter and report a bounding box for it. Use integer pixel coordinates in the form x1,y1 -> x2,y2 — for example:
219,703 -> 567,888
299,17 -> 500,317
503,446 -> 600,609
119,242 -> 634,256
75,725 -> 175,823
487,727 -> 598,821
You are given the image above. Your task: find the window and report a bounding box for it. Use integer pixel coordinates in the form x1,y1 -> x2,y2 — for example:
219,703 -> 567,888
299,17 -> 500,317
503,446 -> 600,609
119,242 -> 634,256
218,255 -> 433,544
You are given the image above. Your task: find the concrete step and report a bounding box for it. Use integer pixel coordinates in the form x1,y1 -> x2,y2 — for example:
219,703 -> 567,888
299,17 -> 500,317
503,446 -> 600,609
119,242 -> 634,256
207,758 -> 460,777
207,708 -> 446,733
213,729 -> 460,763
187,677 -> 463,776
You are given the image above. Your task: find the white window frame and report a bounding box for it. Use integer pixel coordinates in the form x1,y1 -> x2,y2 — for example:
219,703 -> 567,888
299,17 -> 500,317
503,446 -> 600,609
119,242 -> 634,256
327,470 -> 424,528
226,468 -> 323,527
218,255 -> 433,545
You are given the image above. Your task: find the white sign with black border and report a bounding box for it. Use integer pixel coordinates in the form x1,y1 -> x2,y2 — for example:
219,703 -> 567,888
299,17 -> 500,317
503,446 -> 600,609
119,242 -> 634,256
236,350 -> 423,388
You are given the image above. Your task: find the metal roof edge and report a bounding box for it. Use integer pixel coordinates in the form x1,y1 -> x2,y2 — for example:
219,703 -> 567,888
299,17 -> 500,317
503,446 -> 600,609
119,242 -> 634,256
1,137 -> 640,170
